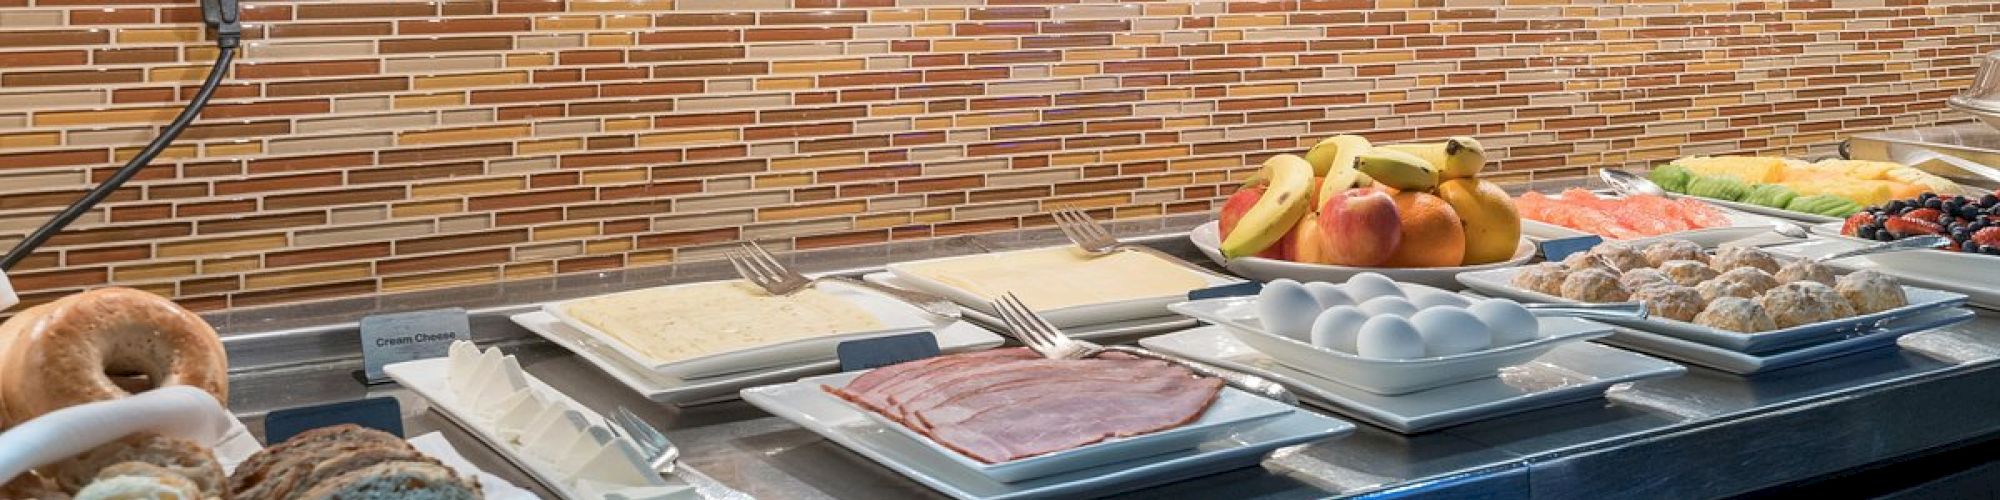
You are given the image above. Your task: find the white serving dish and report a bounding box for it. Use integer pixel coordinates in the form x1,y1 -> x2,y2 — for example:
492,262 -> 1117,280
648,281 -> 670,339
544,280 -> 938,379
1167,284 -> 1614,395
1140,326 -> 1685,433
1770,237 -> 2000,310
1595,307 -> 1975,374
1518,195 -> 1780,247
1686,196 -> 1843,224
384,343 -> 703,499
1187,221 -> 1534,290
1456,266 -> 1968,354
882,246 -> 1241,328
740,372 -> 1353,500
817,370 -> 1291,483
1811,220 -> 2000,291
510,311 -> 1005,405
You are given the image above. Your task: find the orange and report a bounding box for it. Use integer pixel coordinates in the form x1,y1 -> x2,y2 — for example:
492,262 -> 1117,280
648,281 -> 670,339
1382,191 -> 1466,267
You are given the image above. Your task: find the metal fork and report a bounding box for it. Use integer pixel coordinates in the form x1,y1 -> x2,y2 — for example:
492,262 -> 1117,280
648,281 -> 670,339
605,406 -> 680,476
725,242 -> 963,319
991,292 -> 1298,405
1049,207 -> 1234,279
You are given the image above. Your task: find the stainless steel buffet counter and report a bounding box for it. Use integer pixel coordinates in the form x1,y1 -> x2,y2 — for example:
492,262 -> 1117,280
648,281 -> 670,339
209,212 -> 2000,499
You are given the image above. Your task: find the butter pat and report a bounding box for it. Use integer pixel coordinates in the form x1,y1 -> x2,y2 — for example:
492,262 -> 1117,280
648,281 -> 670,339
899,247 -> 1211,310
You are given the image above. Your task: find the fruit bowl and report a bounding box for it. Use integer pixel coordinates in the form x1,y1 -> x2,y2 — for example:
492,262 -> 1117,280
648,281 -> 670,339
1188,221 -> 1535,289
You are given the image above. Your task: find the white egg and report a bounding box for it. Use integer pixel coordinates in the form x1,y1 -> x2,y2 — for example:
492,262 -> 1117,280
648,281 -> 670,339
1469,298 -> 1540,346
1303,282 -> 1355,309
1358,296 -> 1418,318
1344,272 -> 1405,301
1355,315 -> 1425,360
1257,279 -> 1321,341
1407,287 -> 1475,310
1310,306 -> 1371,353
1411,307 -> 1493,356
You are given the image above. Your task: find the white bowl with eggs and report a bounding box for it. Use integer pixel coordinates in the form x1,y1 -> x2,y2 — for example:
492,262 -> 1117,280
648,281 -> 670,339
1167,274 -> 1614,395
1187,221 -> 1536,290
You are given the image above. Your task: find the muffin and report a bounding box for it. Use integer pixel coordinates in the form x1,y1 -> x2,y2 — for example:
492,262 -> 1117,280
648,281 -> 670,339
1512,263 -> 1570,296
1836,270 -> 1907,314
1774,260 -> 1838,287
1561,251 -> 1614,272
1658,259 -> 1719,287
1643,239 -> 1707,267
1587,242 -> 1649,271
1696,297 -> 1778,333
1632,285 -> 1703,322
1618,268 -> 1672,292
1758,281 -> 1858,329
1696,279 -> 1758,303
1560,268 -> 1629,303
1711,245 -> 1783,274
1714,267 -> 1782,295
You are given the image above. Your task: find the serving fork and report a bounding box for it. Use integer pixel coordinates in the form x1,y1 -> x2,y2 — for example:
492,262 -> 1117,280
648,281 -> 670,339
992,292 -> 1299,405
1050,207 -> 1234,279
724,241 -> 963,319
605,406 -> 681,477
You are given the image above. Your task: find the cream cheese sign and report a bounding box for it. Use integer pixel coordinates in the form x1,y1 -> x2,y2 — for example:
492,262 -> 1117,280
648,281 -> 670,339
359,307 -> 471,383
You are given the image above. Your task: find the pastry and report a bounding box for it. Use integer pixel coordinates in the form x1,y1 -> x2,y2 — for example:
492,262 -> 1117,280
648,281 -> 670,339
1657,259 -> 1719,287
49,433 -> 222,497
294,461 -> 481,500
1695,279 -> 1758,303
1560,268 -> 1629,303
1837,270 -> 1908,314
1632,285 -> 1703,322
1774,260 -> 1837,287
229,424 -> 406,496
231,424 -> 481,500
1511,263 -> 1569,296
1642,240 -> 1707,267
1586,242 -> 1649,271
1695,297 -> 1777,333
1714,267 -> 1782,295
0,288 -> 228,428
1710,245 -> 1783,274
1618,268 -> 1672,292
73,462 -> 201,500
1561,252 -> 1613,272
1758,282 -> 1857,329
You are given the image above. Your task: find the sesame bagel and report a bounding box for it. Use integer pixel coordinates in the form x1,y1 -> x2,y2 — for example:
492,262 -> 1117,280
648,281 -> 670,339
0,287 -> 227,428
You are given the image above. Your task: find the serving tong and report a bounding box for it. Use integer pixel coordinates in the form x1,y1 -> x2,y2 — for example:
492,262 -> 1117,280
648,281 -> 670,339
725,242 -> 963,319
991,292 -> 1299,405
605,406 -> 681,478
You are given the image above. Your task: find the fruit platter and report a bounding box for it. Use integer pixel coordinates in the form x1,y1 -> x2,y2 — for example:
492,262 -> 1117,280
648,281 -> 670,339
1644,156 -> 1964,223
1457,241 -> 1968,354
1515,188 -> 1780,247
1816,190 -> 2000,294
1192,135 -> 1535,289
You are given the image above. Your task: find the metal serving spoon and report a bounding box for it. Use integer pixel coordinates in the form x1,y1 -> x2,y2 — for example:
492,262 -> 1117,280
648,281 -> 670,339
1600,168 -> 1669,197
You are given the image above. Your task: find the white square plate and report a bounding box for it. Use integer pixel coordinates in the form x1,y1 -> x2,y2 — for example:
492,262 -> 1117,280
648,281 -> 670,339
882,246 -> 1241,328
811,369 -> 1292,483
1594,307 -> 1976,374
1139,326 -> 1685,433
511,311 -> 1004,404
544,280 -> 940,379
740,372 -> 1353,500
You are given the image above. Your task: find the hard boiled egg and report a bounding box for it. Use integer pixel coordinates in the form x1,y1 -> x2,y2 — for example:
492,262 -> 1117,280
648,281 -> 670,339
1358,296 -> 1418,318
1309,305 -> 1370,354
1257,279 -> 1320,341
1356,315 -> 1425,360
1303,282 -> 1355,309
1344,272 -> 1404,301
1407,286 -> 1475,310
1410,307 -> 1492,356
1469,298 -> 1540,346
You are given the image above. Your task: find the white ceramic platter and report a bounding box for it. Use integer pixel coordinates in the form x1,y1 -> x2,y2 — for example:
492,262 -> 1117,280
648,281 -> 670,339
1770,238 -> 2000,310
880,246 -> 1241,328
1593,307 -> 1976,374
1457,266 -> 1967,354
510,311 -> 1004,405
740,372 -> 1353,500
1187,221 -> 1535,290
1810,220 -> 2000,293
543,280 -> 940,379
1140,326 -> 1684,433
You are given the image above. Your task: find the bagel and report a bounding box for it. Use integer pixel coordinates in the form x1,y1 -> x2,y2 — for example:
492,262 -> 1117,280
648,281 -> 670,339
0,287 -> 227,428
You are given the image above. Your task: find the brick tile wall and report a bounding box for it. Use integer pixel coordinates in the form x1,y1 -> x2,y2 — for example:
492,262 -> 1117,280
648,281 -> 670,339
0,0 -> 1992,312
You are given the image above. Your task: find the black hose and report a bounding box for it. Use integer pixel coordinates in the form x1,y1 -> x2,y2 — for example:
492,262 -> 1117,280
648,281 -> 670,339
1,46 -> 237,271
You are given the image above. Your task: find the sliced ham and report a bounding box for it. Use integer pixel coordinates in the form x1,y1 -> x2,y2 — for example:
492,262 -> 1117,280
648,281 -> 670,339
824,349 -> 1223,464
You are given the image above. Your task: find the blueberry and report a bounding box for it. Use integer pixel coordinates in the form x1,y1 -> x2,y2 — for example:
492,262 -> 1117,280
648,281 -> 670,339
1878,230 -> 1898,242
1943,200 -> 1961,213
1887,200 -> 1908,213
1926,198 -> 1945,210
1974,221 -> 1991,232
1941,214 -> 1957,227
1860,226 -> 1879,239
1986,245 -> 2000,256
1953,228 -> 1972,242
1921,192 -> 1938,200
1983,194 -> 1999,206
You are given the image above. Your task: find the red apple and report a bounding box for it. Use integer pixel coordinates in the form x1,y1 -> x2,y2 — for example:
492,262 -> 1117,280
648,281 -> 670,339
1219,186 -> 1287,259
1317,188 -> 1402,266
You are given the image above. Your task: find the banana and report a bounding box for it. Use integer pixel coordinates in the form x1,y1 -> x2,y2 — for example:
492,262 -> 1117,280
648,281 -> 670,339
1355,149 -> 1440,192
1379,136 -> 1486,180
1220,154 -> 1315,259
1306,135 -> 1374,205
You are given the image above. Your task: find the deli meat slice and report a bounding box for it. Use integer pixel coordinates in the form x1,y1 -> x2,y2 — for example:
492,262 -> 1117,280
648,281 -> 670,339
824,348 -> 1224,464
